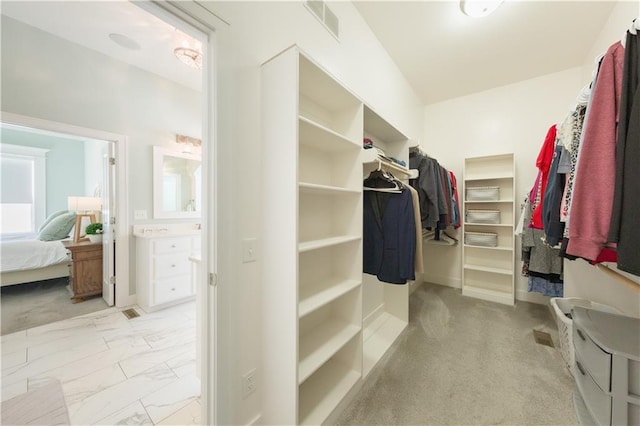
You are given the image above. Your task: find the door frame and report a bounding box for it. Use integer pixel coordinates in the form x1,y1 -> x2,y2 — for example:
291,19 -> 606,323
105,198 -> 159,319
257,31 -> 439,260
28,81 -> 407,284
136,1 -> 229,424
0,111 -> 133,307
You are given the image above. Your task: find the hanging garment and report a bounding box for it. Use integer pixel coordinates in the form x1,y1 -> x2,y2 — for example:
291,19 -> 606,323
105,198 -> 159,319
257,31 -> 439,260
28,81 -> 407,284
542,143 -> 567,246
449,171 -> 461,229
363,189 -> 416,284
528,276 -> 563,298
566,41 -> 625,261
407,185 -> 424,274
409,153 -> 441,229
530,125 -> 557,229
608,31 -> 640,275
559,104 -> 587,228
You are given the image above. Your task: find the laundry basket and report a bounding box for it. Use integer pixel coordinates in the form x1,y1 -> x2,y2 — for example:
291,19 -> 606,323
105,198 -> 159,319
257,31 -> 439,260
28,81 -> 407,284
550,297 -> 621,376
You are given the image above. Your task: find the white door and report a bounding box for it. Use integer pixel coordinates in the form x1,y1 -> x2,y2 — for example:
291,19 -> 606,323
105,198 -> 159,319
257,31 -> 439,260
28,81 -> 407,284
102,142 -> 116,306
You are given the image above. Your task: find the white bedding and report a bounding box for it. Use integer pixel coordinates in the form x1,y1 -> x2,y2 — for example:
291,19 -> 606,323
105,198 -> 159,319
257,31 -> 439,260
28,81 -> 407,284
0,234 -> 70,273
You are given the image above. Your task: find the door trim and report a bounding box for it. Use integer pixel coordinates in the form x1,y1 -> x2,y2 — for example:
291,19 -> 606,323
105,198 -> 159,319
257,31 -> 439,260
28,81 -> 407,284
0,111 -> 133,307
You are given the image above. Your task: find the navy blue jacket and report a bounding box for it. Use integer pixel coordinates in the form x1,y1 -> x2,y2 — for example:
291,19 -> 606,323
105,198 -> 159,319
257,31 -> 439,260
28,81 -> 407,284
363,189 -> 416,284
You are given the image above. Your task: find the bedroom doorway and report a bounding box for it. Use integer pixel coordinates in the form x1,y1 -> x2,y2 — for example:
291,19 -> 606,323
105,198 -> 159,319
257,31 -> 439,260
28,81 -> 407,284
0,114 -> 129,334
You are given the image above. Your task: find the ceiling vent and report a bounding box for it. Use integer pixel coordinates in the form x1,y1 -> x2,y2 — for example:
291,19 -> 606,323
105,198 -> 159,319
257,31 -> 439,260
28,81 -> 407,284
305,0 -> 340,40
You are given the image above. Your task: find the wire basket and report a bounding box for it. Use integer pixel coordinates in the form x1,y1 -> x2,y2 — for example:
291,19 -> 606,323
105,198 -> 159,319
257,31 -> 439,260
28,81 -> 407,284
550,297 -> 621,376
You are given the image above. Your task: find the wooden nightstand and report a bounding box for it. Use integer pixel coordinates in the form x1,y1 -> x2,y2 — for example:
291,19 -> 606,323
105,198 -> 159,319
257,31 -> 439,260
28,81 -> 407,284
63,240 -> 103,302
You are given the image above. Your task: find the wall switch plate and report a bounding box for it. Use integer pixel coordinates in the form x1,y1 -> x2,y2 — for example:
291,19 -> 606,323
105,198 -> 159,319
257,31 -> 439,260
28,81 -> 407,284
242,238 -> 258,263
134,210 -> 147,220
242,368 -> 257,398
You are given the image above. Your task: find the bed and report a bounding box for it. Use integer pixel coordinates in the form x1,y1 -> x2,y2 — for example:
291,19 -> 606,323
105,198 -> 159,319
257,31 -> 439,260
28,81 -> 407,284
0,233 -> 71,287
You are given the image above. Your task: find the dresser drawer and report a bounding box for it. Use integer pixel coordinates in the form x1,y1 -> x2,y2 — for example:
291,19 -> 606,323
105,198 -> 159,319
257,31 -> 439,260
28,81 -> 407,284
153,254 -> 190,278
152,237 -> 191,255
575,354 -> 611,426
574,322 -> 611,392
154,277 -> 193,305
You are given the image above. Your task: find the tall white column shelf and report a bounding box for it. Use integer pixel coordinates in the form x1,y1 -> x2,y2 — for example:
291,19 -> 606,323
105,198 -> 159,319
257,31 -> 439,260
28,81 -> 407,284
462,154 -> 516,305
262,46 -> 363,425
262,46 -> 416,424
361,106 -> 411,379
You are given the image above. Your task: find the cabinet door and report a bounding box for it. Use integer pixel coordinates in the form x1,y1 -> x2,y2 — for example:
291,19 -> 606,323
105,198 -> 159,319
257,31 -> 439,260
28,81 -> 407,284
154,277 -> 193,305
73,254 -> 102,296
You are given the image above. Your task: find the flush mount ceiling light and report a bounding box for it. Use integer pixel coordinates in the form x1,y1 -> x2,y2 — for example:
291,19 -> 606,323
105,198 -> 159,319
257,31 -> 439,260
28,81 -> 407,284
174,47 -> 202,70
460,0 -> 504,18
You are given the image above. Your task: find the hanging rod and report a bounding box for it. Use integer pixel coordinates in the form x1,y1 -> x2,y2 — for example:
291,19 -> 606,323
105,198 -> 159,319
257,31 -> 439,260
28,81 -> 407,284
595,264 -> 640,293
363,149 -> 418,178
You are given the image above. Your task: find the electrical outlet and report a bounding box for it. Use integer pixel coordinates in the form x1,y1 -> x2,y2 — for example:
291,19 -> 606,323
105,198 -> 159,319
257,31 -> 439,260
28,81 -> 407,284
242,368 -> 257,398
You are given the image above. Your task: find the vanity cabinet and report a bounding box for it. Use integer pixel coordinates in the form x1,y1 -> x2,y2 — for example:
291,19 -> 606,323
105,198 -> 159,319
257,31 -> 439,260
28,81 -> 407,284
135,233 -> 200,312
572,307 -> 640,426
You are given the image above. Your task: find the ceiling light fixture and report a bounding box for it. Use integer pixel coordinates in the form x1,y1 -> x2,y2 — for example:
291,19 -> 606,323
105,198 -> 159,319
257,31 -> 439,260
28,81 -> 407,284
174,47 -> 202,70
460,0 -> 504,18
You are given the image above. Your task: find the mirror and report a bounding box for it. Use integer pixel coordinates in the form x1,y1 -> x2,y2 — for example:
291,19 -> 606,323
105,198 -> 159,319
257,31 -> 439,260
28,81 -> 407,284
153,146 -> 201,219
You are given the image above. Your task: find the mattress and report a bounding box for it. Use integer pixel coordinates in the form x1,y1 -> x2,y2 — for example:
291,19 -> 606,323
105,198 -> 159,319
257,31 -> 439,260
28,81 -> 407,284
0,235 -> 70,273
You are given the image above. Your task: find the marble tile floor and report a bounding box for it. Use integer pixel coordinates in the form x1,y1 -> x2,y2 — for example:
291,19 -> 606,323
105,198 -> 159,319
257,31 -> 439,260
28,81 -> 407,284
1,301 -> 200,425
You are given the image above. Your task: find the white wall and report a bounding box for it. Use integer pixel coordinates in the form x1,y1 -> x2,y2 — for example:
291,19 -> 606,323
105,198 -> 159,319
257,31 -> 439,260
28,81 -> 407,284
197,2 -> 424,424
422,0 -> 640,316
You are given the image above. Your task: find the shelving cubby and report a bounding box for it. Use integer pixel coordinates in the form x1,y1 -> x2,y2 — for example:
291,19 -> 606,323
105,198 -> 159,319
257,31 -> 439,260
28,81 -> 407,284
361,105 -> 411,378
462,154 -> 516,306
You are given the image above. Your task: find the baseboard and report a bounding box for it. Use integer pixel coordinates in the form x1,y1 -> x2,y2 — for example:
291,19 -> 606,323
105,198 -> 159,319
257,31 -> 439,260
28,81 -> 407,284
515,289 -> 550,305
423,274 -> 461,289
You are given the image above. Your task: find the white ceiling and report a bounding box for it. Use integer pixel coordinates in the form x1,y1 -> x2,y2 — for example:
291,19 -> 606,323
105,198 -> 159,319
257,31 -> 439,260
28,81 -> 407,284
1,1 -> 202,92
354,1 -> 617,104
2,1 -> 618,104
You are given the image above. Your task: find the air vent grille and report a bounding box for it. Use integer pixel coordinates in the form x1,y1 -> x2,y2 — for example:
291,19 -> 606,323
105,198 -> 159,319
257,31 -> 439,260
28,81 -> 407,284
304,0 -> 340,40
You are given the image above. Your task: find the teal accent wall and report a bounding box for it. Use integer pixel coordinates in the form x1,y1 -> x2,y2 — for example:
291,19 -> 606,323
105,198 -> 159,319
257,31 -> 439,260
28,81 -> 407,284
1,127 -> 86,218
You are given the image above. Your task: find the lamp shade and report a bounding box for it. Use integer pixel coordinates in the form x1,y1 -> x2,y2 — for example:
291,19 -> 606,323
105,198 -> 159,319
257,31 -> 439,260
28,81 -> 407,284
68,196 -> 101,212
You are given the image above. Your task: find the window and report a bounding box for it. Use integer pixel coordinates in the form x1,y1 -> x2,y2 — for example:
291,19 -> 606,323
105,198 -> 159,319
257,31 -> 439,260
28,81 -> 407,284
0,144 -> 48,235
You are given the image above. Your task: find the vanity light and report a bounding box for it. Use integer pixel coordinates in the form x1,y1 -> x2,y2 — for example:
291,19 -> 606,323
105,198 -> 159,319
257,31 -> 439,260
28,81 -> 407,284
460,0 -> 504,18
176,134 -> 202,153
174,47 -> 202,70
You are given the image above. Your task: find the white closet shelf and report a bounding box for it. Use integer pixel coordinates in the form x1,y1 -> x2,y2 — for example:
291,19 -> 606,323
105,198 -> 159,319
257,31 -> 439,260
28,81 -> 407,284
464,200 -> 514,204
299,279 -> 361,318
464,244 -> 513,252
298,358 -> 360,425
362,148 -> 418,179
299,235 -> 361,252
464,222 -> 514,228
463,264 -> 512,275
299,116 -> 360,152
462,285 -> 513,305
298,320 -> 361,384
298,182 -> 360,196
465,174 -> 514,181
362,311 -> 406,378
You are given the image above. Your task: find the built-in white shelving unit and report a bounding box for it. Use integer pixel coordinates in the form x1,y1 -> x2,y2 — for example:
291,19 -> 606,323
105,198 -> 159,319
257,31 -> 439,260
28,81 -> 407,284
262,46 -> 363,425
262,46 -> 415,424
462,154 -> 516,305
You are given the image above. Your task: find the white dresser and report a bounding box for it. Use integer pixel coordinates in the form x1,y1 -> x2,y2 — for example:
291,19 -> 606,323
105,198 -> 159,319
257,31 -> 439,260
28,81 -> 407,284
572,307 -> 640,426
134,227 -> 201,312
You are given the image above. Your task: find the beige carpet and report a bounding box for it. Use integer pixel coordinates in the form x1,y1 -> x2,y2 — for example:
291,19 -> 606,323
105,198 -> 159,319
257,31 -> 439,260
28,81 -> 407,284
1,380 -> 70,425
1,278 -> 108,335
336,283 -> 577,425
